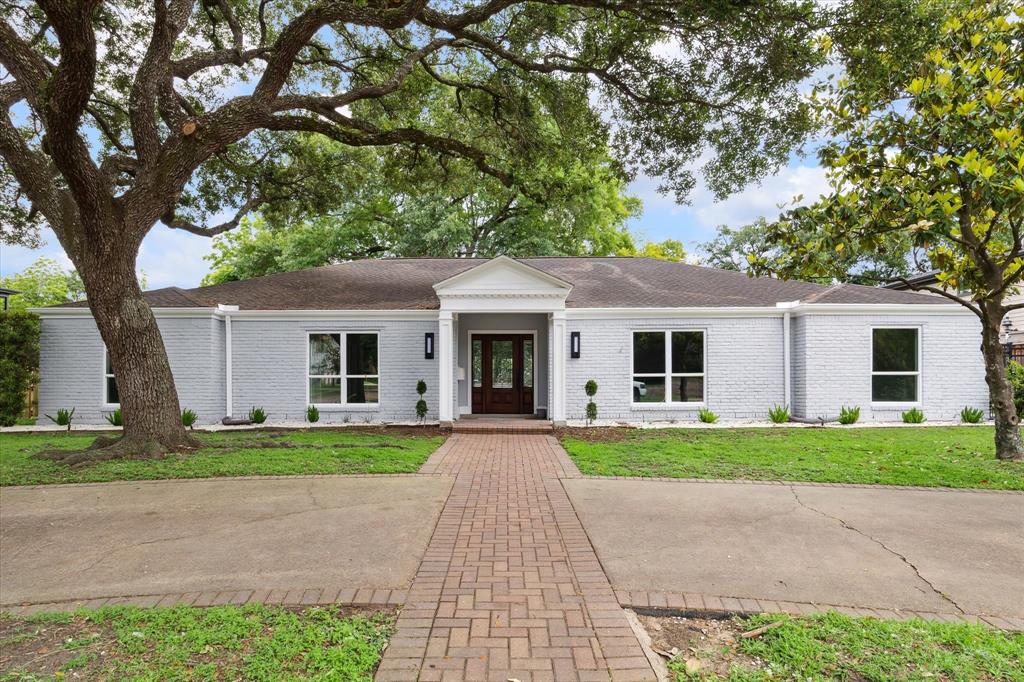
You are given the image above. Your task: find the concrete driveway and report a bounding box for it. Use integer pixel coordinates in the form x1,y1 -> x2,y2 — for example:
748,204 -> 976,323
1,476 -> 452,605
565,479 -> 1024,618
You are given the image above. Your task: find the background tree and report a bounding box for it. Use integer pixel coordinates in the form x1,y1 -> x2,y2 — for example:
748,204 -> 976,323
0,0 -> 942,458
700,217 -> 923,280
760,2 -> 1024,460
622,238 -> 687,262
203,136 -> 639,284
0,258 -> 86,311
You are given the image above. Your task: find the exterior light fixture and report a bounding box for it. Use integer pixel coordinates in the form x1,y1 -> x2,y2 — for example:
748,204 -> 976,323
570,331 -> 581,358
425,332 -> 435,359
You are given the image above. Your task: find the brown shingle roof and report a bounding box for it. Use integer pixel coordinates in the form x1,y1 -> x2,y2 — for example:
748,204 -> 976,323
57,257 -> 951,310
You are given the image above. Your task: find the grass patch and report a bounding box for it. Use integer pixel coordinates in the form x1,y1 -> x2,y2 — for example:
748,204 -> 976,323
0,604 -> 393,681
0,429 -> 443,486
561,426 -> 1024,489
659,611 -> 1024,681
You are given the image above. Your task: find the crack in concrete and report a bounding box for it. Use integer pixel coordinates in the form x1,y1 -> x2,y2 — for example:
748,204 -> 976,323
788,486 -> 966,614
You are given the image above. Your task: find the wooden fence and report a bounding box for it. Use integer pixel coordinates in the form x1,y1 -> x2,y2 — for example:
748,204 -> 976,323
20,383 -> 38,419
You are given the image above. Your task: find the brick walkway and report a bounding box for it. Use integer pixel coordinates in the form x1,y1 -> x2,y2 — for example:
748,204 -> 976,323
376,434 -> 656,681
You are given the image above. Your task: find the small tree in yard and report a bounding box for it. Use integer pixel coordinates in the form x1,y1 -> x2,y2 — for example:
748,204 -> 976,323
762,2 -> 1024,460
0,311 -> 39,426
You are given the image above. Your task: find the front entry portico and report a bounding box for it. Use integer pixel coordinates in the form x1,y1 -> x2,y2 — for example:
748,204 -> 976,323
432,256 -> 572,425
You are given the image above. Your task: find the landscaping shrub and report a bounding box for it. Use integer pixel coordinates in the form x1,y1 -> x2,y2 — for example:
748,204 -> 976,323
181,408 -> 198,429
584,379 -> 598,424
768,404 -> 790,424
0,311 -> 40,427
698,407 -> 718,424
306,405 -> 319,423
1007,360 -> 1024,415
249,406 -> 267,424
45,407 -> 74,431
415,379 -> 428,422
104,408 -> 123,426
960,406 -> 985,424
838,405 -> 860,425
902,407 -> 926,424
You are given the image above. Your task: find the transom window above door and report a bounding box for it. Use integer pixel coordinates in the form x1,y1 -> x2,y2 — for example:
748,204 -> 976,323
632,330 -> 705,404
307,332 -> 379,406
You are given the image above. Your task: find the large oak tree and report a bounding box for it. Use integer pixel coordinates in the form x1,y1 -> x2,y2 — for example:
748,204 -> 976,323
0,0 -> 938,457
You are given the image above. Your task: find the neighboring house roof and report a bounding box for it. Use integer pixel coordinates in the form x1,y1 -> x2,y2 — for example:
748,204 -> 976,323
881,271 -> 942,290
52,257 -> 952,310
0,287 -> 19,295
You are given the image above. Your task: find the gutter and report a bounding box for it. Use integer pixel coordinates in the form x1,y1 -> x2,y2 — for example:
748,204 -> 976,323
777,301 -> 799,409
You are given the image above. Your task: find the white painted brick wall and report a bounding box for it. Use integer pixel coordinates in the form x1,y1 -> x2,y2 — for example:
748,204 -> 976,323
564,317 -> 786,421
793,313 -> 987,421
38,316 -> 224,424
229,318 -> 440,423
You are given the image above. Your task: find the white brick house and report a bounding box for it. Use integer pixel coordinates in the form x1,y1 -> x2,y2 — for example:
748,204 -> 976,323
34,256 -> 987,425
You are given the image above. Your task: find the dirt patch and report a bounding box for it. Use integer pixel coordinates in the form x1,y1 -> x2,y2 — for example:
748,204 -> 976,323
638,613 -> 767,678
0,605 -> 394,680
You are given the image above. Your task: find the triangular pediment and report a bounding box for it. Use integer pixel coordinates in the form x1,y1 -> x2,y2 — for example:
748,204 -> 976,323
433,256 -> 573,296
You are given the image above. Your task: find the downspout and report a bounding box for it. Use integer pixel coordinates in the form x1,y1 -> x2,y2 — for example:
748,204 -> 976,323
218,304 -> 239,418
777,301 -> 800,409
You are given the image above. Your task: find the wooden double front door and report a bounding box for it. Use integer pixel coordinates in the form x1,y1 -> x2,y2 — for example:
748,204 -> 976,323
471,334 -> 535,414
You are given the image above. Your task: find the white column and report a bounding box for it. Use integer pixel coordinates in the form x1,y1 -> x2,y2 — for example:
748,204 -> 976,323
438,311 -> 454,423
550,310 -> 567,423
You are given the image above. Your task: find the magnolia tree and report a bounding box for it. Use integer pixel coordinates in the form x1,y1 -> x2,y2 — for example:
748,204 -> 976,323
0,0 -> 939,459
762,2 -> 1024,459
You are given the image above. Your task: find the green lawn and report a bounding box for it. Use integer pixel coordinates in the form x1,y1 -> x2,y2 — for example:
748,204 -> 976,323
561,426 -> 1024,489
670,612 -> 1024,681
0,429 -> 443,486
0,605 -> 393,681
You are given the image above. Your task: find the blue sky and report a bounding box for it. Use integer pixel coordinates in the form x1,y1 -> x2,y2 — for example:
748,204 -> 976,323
0,158 -> 828,289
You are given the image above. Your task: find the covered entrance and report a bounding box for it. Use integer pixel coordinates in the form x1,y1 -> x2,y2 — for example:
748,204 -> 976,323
471,333 -> 534,414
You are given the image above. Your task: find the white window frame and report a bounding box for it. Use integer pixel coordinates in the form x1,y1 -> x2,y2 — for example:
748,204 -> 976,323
102,347 -> 119,408
870,326 -> 921,406
630,329 -> 707,407
305,331 -> 380,409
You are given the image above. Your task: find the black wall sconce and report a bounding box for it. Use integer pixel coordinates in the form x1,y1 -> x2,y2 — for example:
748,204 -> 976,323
425,332 -> 435,359
570,331 -> 581,358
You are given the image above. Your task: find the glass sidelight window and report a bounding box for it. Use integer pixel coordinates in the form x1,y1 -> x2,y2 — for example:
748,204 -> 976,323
632,330 -> 705,404
308,332 -> 379,405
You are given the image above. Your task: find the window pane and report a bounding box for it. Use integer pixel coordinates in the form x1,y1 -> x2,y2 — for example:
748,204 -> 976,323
872,375 -> 917,402
671,376 -> 704,402
347,333 -> 378,375
672,332 -> 703,373
106,376 -> 119,404
873,329 -> 918,372
472,340 -> 482,388
633,376 -> 665,403
309,334 -> 340,375
310,377 -> 342,403
633,332 -> 665,373
491,340 -> 514,388
105,351 -> 114,375
523,340 -> 533,388
347,377 -> 379,404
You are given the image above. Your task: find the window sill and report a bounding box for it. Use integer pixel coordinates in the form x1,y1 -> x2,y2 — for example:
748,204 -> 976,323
870,402 -> 921,409
630,402 -> 706,410
312,404 -> 380,411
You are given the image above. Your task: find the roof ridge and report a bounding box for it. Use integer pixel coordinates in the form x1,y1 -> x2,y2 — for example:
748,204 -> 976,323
169,286 -> 214,307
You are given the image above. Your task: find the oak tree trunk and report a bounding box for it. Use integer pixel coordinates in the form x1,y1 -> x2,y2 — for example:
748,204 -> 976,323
77,243 -> 199,457
980,311 -> 1023,461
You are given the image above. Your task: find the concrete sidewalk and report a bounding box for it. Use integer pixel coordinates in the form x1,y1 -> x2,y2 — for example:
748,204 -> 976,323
565,479 -> 1024,620
1,476 -> 452,605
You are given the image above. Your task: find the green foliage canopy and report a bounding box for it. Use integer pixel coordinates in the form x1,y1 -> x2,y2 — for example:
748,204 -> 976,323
0,258 -> 85,312
0,311 -> 39,426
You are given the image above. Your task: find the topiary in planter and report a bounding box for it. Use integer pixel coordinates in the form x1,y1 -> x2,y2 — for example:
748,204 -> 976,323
584,379 -> 598,424
416,379 -> 428,422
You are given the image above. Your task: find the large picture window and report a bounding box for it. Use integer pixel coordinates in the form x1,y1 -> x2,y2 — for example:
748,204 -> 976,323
872,328 -> 919,403
308,332 -> 379,406
632,330 -> 705,404
104,349 -> 119,405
